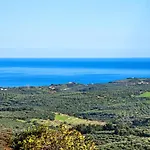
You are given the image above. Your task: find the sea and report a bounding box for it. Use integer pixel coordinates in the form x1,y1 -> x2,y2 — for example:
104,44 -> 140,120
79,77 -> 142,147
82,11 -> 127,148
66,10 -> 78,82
0,58 -> 150,87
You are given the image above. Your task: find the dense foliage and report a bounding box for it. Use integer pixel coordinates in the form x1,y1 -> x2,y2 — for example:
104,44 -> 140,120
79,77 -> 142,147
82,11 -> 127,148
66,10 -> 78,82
12,125 -> 96,150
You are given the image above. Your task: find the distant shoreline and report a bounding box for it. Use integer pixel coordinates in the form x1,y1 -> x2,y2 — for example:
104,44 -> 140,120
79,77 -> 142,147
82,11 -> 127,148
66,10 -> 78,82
0,77 -> 149,88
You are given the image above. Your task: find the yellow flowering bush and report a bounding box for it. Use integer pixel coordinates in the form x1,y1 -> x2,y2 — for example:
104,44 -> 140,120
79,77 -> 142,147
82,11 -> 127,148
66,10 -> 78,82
12,125 -> 97,150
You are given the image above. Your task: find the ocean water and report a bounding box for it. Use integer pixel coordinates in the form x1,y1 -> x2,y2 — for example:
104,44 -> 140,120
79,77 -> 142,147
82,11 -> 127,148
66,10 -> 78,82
0,58 -> 150,87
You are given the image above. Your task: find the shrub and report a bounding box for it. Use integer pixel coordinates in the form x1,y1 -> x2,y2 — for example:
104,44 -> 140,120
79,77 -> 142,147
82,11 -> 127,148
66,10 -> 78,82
11,125 -> 97,150
103,123 -> 114,131
74,124 -> 103,134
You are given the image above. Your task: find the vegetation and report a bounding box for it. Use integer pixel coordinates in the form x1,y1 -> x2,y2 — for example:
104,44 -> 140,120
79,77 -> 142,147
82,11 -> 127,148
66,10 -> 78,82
0,78 -> 150,149
55,113 -> 105,126
139,91 -> 150,98
11,125 -> 96,150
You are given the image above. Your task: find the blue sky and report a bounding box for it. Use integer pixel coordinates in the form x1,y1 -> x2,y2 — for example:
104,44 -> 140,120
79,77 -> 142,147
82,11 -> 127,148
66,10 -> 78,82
0,0 -> 150,57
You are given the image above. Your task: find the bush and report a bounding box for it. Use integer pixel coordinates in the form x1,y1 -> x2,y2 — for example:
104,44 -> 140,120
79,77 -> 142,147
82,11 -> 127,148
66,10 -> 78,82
74,124 -> 103,134
103,123 -> 115,131
11,125 -> 97,150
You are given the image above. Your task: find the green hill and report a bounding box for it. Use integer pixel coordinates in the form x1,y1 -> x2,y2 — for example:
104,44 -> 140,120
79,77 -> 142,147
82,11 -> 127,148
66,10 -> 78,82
0,78 -> 150,149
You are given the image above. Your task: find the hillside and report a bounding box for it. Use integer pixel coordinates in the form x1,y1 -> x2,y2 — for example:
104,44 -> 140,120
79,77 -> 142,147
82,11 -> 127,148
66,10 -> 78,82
0,78 -> 150,149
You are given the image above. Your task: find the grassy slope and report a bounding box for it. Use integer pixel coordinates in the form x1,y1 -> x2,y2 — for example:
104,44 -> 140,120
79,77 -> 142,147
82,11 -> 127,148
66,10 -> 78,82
29,113 -> 106,127
139,92 -> 150,97
55,113 -> 106,125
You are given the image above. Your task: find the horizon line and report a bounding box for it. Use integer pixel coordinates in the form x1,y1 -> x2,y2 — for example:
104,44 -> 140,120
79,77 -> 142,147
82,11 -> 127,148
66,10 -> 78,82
0,57 -> 150,59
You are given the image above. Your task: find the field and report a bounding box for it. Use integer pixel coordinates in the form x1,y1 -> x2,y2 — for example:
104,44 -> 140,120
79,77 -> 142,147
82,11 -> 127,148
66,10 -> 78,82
139,91 -> 150,97
55,113 -> 105,125
27,113 -> 106,128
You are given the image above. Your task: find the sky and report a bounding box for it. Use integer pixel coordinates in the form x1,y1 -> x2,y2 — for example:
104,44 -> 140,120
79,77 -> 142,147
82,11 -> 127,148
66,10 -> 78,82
0,0 -> 150,58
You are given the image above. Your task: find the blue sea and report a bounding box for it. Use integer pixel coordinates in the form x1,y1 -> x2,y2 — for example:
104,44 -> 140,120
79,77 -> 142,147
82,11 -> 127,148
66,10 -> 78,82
0,58 -> 150,87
